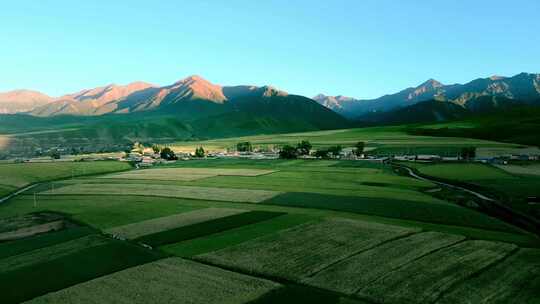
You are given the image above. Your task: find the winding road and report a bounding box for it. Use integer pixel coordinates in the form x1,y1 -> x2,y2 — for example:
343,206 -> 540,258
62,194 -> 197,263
395,162 -> 540,236
400,166 -> 496,201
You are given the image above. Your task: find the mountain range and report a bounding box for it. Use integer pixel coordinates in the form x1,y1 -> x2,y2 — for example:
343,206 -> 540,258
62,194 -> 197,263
1,72 -> 540,156
0,76 -> 348,155
313,72 -> 540,119
21,76 -> 291,117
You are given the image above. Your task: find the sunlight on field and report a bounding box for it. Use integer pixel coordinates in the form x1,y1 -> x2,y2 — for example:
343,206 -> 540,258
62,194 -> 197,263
100,168 -> 276,181
495,164 -> 540,176
170,127 -> 519,152
0,135 -> 11,151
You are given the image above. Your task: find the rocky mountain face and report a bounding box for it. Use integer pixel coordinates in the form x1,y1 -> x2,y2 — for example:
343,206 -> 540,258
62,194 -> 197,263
0,90 -> 53,114
315,72 -> 540,119
27,76 -> 292,117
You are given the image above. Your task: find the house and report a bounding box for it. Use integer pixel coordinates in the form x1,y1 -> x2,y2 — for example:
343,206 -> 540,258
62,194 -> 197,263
416,155 -> 442,162
139,156 -> 156,167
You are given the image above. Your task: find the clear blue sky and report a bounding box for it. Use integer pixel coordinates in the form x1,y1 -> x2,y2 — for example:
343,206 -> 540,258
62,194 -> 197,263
1,0 -> 539,99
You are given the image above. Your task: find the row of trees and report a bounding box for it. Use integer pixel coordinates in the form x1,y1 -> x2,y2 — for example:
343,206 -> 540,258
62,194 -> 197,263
278,141 -> 365,159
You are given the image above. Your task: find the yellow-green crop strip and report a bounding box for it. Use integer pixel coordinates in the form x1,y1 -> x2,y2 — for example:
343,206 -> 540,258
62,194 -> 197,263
105,207 -> 248,239
25,258 -> 282,304
41,183 -> 281,203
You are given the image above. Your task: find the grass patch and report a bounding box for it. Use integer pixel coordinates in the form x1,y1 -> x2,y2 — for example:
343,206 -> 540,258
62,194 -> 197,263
0,226 -> 96,260
137,211 -> 286,247
162,214 -> 316,257
0,239 -> 163,304
198,218 -> 417,281
265,192 -> 519,233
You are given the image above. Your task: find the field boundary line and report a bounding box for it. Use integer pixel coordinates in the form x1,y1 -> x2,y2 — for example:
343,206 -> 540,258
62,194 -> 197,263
349,237 -> 467,296
304,230 -> 420,279
431,246 -> 520,304
189,256 -> 379,304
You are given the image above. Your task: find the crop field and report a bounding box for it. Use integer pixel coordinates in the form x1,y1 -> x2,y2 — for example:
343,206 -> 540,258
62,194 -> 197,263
0,234 -> 109,273
357,240 -> 517,303
265,192 -> 519,232
170,126 -> 517,153
197,218 -> 418,281
162,214 -> 316,257
137,211 -> 285,247
183,170 -> 440,203
105,207 -> 248,239
0,238 -> 163,304
26,258 -> 282,304
41,183 -> 281,203
0,212 -> 64,234
0,195 -> 203,230
100,167 -> 276,181
437,248 -> 540,304
0,155 -> 539,303
0,161 -> 131,189
0,226 -> 96,259
304,231 -> 466,294
495,163 -> 540,176
0,184 -> 15,197
417,163 -> 514,181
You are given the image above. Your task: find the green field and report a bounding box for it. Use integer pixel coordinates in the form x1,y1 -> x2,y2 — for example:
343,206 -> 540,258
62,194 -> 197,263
418,163 -> 514,181
170,126 -> 518,153
405,161 -> 540,219
1,157 -> 539,304
0,161 -> 131,193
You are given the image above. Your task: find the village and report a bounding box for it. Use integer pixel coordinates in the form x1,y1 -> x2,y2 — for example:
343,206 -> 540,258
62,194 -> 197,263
3,140 -> 539,168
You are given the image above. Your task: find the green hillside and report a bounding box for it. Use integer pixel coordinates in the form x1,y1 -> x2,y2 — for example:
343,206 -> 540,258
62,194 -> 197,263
0,95 -> 348,156
408,106 -> 540,147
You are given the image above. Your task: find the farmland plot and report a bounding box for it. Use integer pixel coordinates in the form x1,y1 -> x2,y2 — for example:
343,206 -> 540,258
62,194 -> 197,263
197,218 -> 418,281
105,207 -> 248,239
495,164 -> 540,176
357,240 -> 517,303
0,226 -> 95,259
0,240 -> 162,304
437,248 -> 540,304
162,214 -> 316,257
43,183 -> 281,203
25,258 -> 281,304
0,161 -> 131,189
304,231 -> 465,294
0,234 -> 108,273
137,211 -> 285,247
0,212 -> 64,233
101,167 -> 276,181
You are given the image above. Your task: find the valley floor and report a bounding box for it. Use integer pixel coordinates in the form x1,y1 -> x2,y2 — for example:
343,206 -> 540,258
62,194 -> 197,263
0,159 -> 539,303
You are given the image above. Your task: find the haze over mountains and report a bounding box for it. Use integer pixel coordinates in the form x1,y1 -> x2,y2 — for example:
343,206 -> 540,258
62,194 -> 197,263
314,72 -> 540,119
